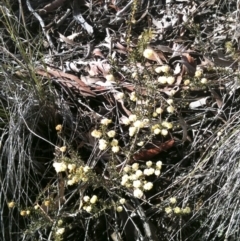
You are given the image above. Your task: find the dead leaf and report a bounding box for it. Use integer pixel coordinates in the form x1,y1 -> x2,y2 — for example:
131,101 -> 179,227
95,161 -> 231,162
66,32 -> 81,41
132,139 -> 174,161
210,89 -> 223,108
88,60 -> 111,76
36,67 -> 96,97
81,75 -> 103,85
181,53 -> 196,76
93,48 -> 105,58
175,75 -> 183,85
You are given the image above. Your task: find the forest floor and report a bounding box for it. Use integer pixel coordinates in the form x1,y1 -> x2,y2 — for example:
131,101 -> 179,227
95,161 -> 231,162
1,0 -> 240,241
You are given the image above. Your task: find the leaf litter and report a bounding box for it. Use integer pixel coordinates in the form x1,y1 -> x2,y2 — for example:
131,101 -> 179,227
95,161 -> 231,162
2,0 -> 240,240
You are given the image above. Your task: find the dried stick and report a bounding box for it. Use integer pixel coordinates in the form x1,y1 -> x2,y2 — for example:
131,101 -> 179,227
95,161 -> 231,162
26,0 -> 56,51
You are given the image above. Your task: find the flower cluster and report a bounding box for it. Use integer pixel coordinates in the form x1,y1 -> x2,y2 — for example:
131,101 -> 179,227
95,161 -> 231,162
194,69 -> 208,84
165,206 -> 191,215
115,198 -> 126,213
158,76 -> 175,85
165,197 -> 191,215
122,114 -> 149,137
82,195 -> 98,213
92,111 -> 174,154
91,129 -> 102,138
120,161 -> 162,199
152,99 -> 175,117
8,201 -> 15,208
55,124 -> 63,132
53,160 -> 92,185
20,209 -> 31,216
151,121 -> 173,136
55,227 -> 65,236
155,65 -> 170,74
194,69 -> 203,78
130,91 -> 137,101
91,118 -> 121,153
67,165 -> 91,185
101,118 -> 112,126
53,161 -> 67,173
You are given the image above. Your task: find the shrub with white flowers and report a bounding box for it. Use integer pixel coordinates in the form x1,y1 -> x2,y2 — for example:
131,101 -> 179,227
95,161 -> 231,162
195,69 -> 203,78
166,76 -> 175,85
143,168 -> 155,176
116,206 -> 123,212
170,197 -> 177,204
133,120 -> 145,128
119,198 -> 126,205
120,161 -> 164,199
156,107 -> 164,114
101,118 -> 112,126
129,114 -> 137,122
91,129 -> 102,138
83,196 -> 90,202
166,99 -> 173,105
107,130 -> 116,138
123,165 -> 131,173
167,105 -> 175,113
165,207 -> 172,214
158,76 -> 167,84
133,188 -> 144,199
132,163 -> 139,171
161,129 -> 168,136
112,145 -> 120,153
156,161 -> 162,170
56,227 -> 65,236
201,78 -> 208,84
155,65 -> 170,74
122,116 -> 131,125
90,195 -> 98,204
99,139 -> 108,150
53,162 -> 67,173
129,126 -> 137,136
146,161 -> 152,167
130,92 -> 137,101
133,180 -> 142,188
143,182 -> 153,190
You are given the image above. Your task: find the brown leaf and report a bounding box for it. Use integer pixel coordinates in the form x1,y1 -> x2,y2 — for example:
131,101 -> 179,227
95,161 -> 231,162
88,60 -> 111,76
132,139 -> 174,161
45,67 -> 87,87
210,89 -> 223,108
92,48 -> 105,58
181,53 -> 196,76
36,67 -> 96,97
81,75 -> 103,85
